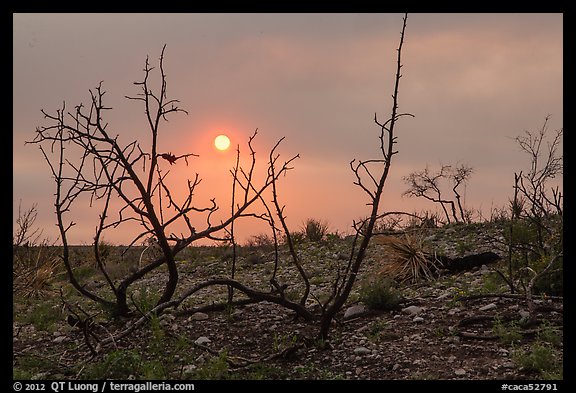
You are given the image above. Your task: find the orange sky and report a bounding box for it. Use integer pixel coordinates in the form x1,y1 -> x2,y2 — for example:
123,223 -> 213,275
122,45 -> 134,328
13,13 -> 563,246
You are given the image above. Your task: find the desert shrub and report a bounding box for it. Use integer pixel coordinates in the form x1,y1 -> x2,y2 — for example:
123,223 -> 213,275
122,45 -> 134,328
377,234 -> 439,283
533,255 -> 563,296
303,218 -> 328,242
512,342 -> 561,376
286,231 -> 306,245
492,318 -> 522,345
245,233 -> 275,249
188,351 -> 230,380
23,302 -> 63,332
81,349 -> 143,379
359,277 -> 403,310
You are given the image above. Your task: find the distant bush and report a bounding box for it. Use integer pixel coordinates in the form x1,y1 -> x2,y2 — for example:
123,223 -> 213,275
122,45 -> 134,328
359,277 -> 403,310
244,233 -> 275,249
303,218 -> 328,242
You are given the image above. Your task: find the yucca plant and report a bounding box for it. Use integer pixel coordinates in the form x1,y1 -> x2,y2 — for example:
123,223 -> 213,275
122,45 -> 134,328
14,254 -> 61,298
377,234 -> 440,283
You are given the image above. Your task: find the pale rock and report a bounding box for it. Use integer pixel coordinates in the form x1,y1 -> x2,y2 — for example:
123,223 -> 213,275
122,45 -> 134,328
182,364 -> 197,374
190,312 -> 209,321
479,303 -> 497,311
448,307 -> 461,315
401,305 -> 424,315
413,316 -> 424,323
353,347 -> 371,356
454,368 -> 467,376
343,304 -> 368,320
436,292 -> 451,300
518,309 -> 531,319
194,336 -> 211,345
53,335 -> 67,344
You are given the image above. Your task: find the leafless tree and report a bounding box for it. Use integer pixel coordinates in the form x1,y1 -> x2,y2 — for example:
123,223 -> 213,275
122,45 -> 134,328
402,163 -> 473,224
13,201 -> 43,248
505,116 -> 563,300
317,13 -> 413,341
29,13 -> 414,354
13,202 -> 60,298
29,45 -> 299,316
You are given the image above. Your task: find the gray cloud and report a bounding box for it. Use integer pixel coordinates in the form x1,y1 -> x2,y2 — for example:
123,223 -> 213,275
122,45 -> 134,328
13,13 -> 562,244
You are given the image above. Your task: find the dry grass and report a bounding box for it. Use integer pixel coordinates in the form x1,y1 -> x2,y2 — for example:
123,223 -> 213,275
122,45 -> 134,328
373,234 -> 441,283
13,253 -> 62,299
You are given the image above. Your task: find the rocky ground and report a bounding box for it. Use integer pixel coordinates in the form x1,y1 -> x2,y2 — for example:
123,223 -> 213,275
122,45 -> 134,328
12,221 -> 564,382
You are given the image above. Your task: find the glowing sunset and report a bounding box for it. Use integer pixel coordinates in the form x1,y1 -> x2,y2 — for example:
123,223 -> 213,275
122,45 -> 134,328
214,134 -> 231,151
13,13 -> 563,246
12,13 -> 563,381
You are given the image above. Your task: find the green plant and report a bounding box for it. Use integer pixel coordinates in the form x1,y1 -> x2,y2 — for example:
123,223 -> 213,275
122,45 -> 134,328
533,254 -> 563,296
141,359 -> 167,380
359,277 -> 403,310
512,342 -> 561,377
272,332 -> 298,352
482,271 -> 506,293
72,264 -> 98,282
293,364 -> 345,380
132,287 -> 160,313
492,318 -> 522,345
81,349 -> 143,379
13,368 -> 33,380
15,354 -> 55,378
23,302 -> 63,332
240,363 -> 288,380
189,351 -> 230,380
455,238 -> 473,256
367,319 -> 399,342
536,321 -> 562,347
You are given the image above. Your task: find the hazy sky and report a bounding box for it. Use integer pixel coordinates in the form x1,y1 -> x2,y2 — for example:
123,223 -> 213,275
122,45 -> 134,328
13,13 -> 563,245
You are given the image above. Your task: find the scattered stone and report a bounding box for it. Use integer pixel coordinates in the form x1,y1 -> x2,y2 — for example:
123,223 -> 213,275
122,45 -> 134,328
392,363 -> 401,371
518,310 -> 530,319
448,307 -> 461,315
182,364 -> 197,374
436,292 -> 451,300
194,336 -> 211,345
479,303 -> 497,311
160,313 -> 175,322
413,316 -> 424,323
344,304 -> 368,320
353,347 -> 371,356
447,355 -> 457,363
53,336 -> 67,344
454,368 -> 467,376
190,312 -> 209,321
401,305 -> 424,315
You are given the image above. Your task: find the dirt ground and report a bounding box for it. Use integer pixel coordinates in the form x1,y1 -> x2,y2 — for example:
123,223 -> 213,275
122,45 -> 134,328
12,222 -> 563,382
